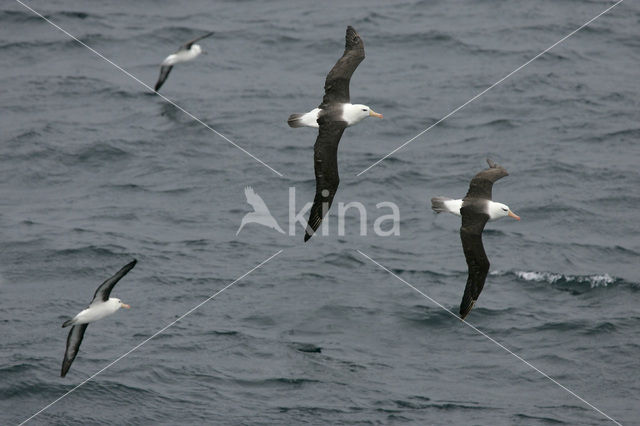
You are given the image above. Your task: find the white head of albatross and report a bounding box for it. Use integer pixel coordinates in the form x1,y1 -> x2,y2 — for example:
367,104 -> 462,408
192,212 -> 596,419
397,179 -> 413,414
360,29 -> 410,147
342,104 -> 383,126
186,43 -> 204,58
487,201 -> 520,221
114,298 -> 131,309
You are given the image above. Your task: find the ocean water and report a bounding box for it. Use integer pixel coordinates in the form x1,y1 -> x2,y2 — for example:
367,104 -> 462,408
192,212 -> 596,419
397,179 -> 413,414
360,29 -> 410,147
1,0 -> 639,424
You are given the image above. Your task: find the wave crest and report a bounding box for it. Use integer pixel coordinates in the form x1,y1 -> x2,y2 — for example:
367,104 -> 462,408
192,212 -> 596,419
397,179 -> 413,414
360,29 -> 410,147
513,271 -> 615,288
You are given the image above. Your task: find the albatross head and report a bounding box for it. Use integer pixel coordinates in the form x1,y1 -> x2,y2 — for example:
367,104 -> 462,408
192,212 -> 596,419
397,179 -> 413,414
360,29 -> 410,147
489,202 -> 520,221
343,104 -> 383,126
191,44 -> 204,55
111,298 -> 131,310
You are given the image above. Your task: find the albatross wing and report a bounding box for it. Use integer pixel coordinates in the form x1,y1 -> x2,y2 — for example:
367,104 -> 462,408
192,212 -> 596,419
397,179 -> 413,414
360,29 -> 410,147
304,119 -> 345,242
154,65 -> 173,92
459,205 -> 490,319
464,158 -> 509,201
61,324 -> 88,377
182,31 -> 214,50
91,259 -> 137,304
320,26 -> 365,107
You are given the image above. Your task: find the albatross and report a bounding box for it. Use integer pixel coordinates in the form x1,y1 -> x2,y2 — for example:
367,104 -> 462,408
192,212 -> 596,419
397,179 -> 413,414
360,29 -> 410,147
154,31 -> 213,92
287,26 -> 383,242
431,159 -> 520,319
60,259 -> 137,377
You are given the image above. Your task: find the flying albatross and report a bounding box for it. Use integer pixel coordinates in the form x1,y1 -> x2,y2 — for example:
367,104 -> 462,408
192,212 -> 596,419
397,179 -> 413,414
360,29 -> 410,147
154,31 -> 213,92
431,159 -> 520,319
60,259 -> 137,377
287,26 -> 383,242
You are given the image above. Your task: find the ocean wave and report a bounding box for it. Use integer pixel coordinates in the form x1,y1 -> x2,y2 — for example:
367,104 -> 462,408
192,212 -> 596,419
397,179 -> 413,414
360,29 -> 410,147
45,11 -> 92,20
291,343 -> 322,353
398,305 -> 461,327
513,271 -> 615,287
0,10 -> 92,23
0,34 -> 108,51
0,10 -> 40,23
492,270 -> 638,293
374,396 -> 490,413
235,377 -> 321,388
323,251 -> 364,268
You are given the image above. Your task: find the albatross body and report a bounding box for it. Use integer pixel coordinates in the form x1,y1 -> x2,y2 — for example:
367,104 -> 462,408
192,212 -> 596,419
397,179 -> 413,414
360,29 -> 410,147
60,260 -> 137,377
288,104 -> 381,129
287,26 -> 382,242
154,31 -> 213,92
431,159 -> 520,319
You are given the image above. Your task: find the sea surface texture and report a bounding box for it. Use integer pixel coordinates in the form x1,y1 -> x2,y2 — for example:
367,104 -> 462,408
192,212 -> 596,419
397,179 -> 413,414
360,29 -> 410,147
1,0 -> 638,424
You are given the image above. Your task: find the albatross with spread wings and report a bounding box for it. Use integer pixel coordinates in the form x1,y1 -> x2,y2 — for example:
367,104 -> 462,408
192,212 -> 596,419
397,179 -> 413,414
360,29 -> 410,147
154,31 -> 214,92
431,159 -> 520,319
60,260 -> 137,377
288,26 -> 383,242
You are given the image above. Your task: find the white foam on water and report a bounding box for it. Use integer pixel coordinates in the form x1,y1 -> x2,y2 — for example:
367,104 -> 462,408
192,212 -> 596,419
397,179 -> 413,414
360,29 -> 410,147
513,271 -> 615,288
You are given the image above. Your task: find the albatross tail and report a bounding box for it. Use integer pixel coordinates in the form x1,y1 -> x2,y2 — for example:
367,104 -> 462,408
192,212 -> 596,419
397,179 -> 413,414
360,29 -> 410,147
287,108 -> 320,128
431,197 -> 450,213
431,197 -> 461,214
287,113 -> 306,128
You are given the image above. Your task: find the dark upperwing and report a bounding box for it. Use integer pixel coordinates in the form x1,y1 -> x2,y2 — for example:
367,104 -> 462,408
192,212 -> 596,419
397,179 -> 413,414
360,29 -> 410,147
183,31 -> 214,50
464,158 -> 508,201
459,204 -> 490,319
61,324 -> 88,377
320,26 -> 365,107
154,66 -> 173,92
91,259 -> 137,304
304,119 -> 346,242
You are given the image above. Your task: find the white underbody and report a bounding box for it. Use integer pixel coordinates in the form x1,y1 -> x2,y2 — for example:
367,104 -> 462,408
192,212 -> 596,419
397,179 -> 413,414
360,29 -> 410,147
440,199 -> 464,217
162,45 -> 202,66
297,103 -> 370,128
71,298 -> 121,325
440,199 -> 506,221
297,108 -> 322,128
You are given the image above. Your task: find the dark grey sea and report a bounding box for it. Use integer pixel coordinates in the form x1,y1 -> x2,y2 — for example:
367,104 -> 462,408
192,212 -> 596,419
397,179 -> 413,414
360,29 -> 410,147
1,0 -> 638,424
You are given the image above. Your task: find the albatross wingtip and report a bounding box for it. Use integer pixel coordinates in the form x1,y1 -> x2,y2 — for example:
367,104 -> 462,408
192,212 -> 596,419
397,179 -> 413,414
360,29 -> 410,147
459,298 -> 476,320
344,26 -> 361,49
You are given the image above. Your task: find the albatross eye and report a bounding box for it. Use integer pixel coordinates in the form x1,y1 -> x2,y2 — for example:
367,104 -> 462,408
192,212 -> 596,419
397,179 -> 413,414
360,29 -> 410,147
362,109 -> 367,111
